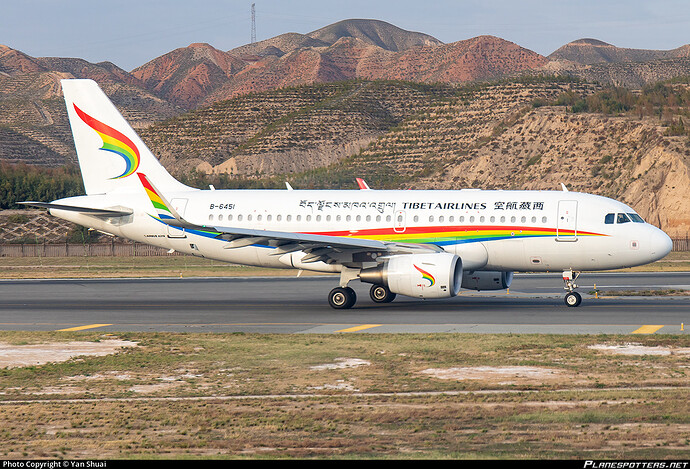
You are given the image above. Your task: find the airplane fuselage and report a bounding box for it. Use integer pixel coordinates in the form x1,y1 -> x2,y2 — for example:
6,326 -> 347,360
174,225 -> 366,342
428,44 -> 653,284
50,187 -> 671,274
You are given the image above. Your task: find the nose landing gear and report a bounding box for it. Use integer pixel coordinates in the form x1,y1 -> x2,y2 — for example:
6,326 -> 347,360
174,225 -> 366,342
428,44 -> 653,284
563,270 -> 582,307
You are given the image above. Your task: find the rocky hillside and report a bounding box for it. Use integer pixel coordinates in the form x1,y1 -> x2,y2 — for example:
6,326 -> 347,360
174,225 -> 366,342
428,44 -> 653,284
138,80 -> 457,179
164,79 -> 687,237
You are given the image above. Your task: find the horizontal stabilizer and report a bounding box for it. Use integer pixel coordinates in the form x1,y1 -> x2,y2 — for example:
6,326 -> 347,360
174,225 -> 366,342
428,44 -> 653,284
19,201 -> 133,217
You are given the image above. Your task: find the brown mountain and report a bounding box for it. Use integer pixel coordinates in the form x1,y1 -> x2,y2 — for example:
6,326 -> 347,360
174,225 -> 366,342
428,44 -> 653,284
135,20 -> 545,108
204,35 -> 547,104
230,18 -> 442,59
0,45 -> 181,167
131,42 -> 247,108
0,45 -> 46,75
549,38 -> 690,64
307,18 -> 442,52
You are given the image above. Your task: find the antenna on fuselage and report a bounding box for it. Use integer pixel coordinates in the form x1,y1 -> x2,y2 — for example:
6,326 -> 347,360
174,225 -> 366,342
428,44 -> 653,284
560,183 -> 569,192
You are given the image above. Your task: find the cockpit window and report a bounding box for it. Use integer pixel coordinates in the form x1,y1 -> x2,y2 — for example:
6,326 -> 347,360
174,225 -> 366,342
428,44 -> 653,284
604,213 -> 615,224
627,213 -> 645,223
616,213 -> 631,224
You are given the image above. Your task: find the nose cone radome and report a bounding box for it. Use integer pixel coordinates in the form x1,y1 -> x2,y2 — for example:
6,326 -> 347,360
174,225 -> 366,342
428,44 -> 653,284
649,227 -> 673,261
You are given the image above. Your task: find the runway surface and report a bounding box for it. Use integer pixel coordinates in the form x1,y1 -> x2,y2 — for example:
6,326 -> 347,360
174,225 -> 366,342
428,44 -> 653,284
0,272 -> 688,334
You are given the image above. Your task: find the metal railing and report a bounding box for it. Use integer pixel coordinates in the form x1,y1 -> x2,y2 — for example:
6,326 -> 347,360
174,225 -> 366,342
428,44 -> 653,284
0,242 -> 180,257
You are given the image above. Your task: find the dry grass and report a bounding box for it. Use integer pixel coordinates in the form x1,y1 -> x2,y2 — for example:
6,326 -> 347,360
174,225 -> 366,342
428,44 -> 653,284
0,332 -> 688,459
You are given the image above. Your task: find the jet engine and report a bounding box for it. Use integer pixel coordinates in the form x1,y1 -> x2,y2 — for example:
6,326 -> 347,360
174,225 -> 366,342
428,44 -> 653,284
461,271 -> 513,291
359,252 -> 462,299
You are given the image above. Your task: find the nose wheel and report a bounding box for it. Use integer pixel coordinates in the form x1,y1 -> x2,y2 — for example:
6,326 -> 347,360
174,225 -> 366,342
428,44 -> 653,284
562,270 -> 582,307
564,291 -> 582,307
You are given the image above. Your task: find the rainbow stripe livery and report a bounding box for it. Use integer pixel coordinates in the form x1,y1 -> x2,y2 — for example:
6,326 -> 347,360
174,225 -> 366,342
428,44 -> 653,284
305,225 -> 605,245
414,264 -> 435,287
138,173 -> 175,222
74,104 -> 140,179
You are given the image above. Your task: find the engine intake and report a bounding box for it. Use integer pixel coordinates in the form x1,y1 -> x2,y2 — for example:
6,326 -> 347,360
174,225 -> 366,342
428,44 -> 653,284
360,252 -> 462,299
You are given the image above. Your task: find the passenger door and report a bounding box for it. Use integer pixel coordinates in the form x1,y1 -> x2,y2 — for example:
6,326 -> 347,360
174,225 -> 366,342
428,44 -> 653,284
556,200 -> 578,241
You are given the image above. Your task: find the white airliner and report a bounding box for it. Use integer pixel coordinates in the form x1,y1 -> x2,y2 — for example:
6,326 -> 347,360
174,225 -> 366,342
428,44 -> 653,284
22,79 -> 673,309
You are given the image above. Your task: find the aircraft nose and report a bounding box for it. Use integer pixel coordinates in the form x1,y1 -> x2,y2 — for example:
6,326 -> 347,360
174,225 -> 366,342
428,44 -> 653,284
649,227 -> 673,260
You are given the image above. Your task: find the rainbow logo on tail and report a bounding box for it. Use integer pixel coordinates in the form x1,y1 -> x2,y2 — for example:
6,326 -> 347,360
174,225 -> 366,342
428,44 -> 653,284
74,104 -> 140,179
414,264 -> 435,287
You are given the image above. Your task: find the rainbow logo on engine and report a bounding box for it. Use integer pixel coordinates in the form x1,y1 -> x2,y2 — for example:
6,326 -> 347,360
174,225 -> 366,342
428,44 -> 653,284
414,264 -> 435,287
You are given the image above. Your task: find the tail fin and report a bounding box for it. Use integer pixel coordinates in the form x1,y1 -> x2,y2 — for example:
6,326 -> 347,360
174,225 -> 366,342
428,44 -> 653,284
61,79 -> 190,195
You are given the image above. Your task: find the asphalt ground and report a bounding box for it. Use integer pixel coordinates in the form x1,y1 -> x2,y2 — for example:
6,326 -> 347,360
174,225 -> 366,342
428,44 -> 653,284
0,272 -> 687,334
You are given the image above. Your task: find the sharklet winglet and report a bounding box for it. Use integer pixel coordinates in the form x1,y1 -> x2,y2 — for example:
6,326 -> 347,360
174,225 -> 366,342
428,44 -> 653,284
137,172 -> 189,227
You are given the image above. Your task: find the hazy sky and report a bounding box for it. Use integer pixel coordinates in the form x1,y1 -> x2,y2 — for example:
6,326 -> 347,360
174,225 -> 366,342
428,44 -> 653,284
2,0 -> 689,71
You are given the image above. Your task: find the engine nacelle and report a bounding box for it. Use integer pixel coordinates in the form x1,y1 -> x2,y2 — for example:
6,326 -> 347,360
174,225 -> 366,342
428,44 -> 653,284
360,252 -> 463,299
461,271 -> 513,291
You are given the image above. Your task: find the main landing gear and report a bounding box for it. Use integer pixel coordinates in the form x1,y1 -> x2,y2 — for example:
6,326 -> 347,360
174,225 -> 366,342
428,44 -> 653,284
328,286 -> 357,309
328,284 -> 397,309
562,269 -> 582,307
369,284 -> 396,304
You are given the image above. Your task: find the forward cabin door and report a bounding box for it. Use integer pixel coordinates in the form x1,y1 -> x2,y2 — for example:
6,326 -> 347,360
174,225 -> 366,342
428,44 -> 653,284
556,200 -> 578,241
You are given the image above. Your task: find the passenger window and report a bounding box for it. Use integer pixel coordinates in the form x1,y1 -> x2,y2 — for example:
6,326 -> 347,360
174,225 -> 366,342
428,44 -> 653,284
616,213 -> 630,224
604,213 -> 615,224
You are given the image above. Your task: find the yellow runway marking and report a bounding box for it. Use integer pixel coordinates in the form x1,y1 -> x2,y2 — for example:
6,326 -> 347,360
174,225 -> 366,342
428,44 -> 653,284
57,324 -> 113,332
632,325 -> 664,334
336,324 -> 382,333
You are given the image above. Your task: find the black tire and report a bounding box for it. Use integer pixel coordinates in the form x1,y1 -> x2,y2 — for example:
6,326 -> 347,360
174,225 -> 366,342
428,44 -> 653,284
369,284 -> 396,303
564,291 -> 582,307
328,287 -> 357,309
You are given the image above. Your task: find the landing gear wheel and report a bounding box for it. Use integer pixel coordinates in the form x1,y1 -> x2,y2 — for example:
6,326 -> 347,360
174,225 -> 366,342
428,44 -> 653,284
369,285 -> 396,303
328,287 -> 357,309
564,291 -> 582,307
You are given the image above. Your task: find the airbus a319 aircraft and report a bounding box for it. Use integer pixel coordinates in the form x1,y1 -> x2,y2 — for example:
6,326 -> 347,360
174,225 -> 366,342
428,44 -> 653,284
22,79 -> 673,309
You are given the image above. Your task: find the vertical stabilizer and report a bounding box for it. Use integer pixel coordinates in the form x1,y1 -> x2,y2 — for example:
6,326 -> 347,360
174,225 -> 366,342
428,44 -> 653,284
61,79 -> 190,195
